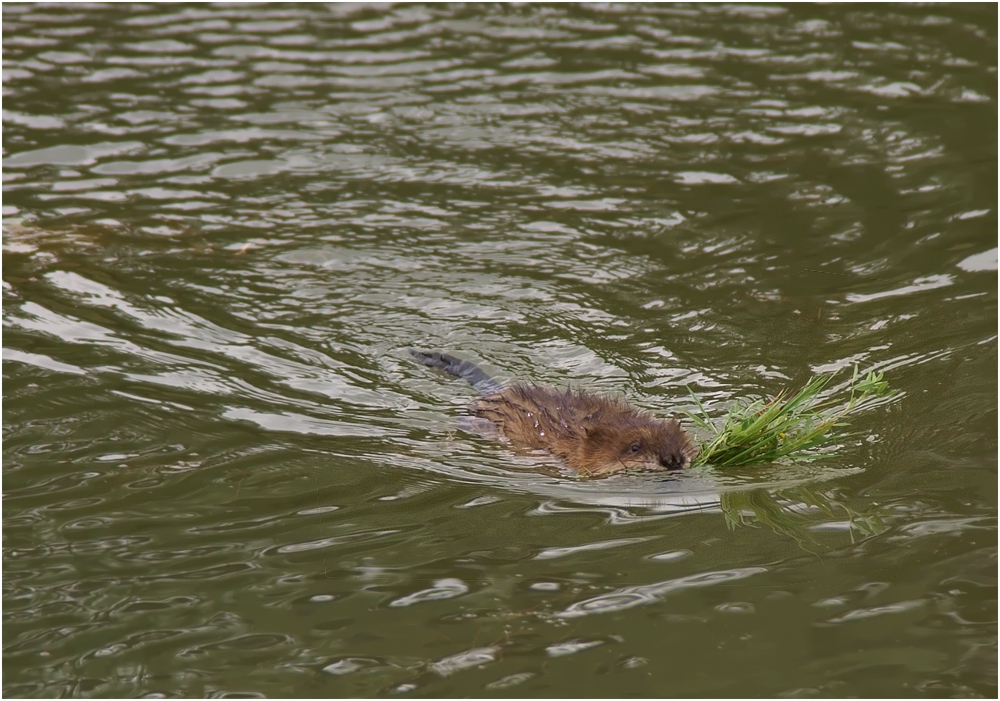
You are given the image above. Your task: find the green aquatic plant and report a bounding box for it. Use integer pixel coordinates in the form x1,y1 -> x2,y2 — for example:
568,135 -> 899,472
688,366 -> 893,469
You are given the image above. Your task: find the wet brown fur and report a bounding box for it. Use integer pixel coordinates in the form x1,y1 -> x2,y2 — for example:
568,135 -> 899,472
476,384 -> 697,476
411,350 -> 697,476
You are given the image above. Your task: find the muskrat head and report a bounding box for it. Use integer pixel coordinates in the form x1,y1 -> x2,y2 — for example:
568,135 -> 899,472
582,419 -> 697,475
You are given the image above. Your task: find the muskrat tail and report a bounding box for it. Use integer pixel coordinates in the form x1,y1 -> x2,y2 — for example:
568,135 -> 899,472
409,349 -> 503,395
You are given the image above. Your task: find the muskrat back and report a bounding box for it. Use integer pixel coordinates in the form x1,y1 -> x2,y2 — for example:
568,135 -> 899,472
411,350 -> 696,476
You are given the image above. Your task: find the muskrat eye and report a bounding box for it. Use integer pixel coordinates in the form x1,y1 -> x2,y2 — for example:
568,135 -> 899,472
630,442 -> 641,453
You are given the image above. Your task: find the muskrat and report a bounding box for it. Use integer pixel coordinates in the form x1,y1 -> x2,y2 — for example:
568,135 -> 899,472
410,350 -> 697,477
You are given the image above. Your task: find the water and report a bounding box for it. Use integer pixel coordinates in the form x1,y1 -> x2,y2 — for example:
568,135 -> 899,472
3,3 -> 996,698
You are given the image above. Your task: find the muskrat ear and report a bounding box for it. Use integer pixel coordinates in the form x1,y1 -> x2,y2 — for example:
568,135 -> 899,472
582,424 -> 606,442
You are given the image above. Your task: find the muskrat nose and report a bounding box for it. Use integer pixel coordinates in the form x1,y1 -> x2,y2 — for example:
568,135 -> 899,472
659,453 -> 688,470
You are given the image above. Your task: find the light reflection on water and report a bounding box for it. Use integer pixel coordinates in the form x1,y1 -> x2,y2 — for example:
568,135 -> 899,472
3,3 -> 996,698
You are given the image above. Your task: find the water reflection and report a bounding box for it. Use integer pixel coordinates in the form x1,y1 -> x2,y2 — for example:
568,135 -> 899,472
4,2 -> 995,698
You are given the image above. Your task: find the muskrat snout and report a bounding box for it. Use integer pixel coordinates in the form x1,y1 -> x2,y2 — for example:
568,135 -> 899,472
659,451 -> 691,471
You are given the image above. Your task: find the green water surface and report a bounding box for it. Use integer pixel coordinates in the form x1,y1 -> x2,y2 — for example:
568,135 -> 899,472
3,3 -> 996,698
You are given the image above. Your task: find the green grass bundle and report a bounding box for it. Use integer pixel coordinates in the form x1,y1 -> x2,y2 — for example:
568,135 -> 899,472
688,367 -> 893,468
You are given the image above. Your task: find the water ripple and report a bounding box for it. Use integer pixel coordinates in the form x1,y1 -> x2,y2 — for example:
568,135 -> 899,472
3,4 -> 994,698
388,578 -> 469,608
428,646 -> 500,677
556,567 -> 769,618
